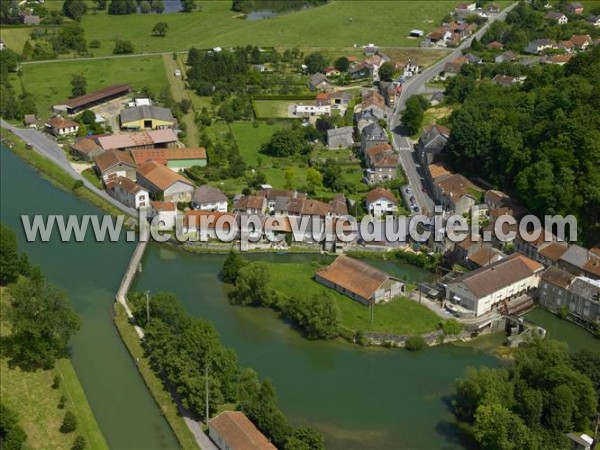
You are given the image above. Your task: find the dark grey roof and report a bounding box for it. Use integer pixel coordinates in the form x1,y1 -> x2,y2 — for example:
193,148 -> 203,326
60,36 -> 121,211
120,105 -> 174,124
192,185 -> 227,204
309,73 -> 329,86
362,123 -> 387,140
274,196 -> 290,212
327,126 -> 353,138
560,245 -> 591,268
568,277 -> 600,302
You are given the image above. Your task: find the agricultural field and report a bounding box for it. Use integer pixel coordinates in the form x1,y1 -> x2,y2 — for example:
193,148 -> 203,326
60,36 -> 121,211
12,56 -> 169,119
78,1 -> 457,56
266,261 -> 441,335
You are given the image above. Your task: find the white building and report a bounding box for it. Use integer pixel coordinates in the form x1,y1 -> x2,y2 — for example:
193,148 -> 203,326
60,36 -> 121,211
366,187 -> 398,217
191,185 -> 228,212
293,103 -> 331,117
106,177 -> 149,209
445,253 -> 544,316
136,161 -> 195,203
45,117 -> 79,137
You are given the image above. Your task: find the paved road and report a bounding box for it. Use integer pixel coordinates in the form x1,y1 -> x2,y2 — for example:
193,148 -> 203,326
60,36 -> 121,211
389,3 -> 517,214
1,119 -> 136,217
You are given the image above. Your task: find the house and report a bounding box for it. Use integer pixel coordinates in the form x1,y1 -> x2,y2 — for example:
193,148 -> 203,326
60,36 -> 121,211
487,3 -> 500,13
130,147 -> 207,171
495,50 -> 517,63
569,34 -> 592,51
378,81 -> 398,107
464,243 -> 506,269
315,256 -> 405,305
293,103 -> 331,117
455,2 -> 477,13
324,66 -> 341,77
588,15 -> 600,27
23,114 -> 37,128
45,117 -> 79,137
559,245 -> 600,280
355,109 -> 379,134
417,123 -> 450,166
136,161 -> 195,202
565,433 -> 594,450
327,126 -> 354,149
566,2 -> 584,14
359,90 -> 387,119
544,54 -> 573,65
524,39 -> 555,54
367,153 -> 398,184
233,195 -> 267,214
442,61 -> 464,77
425,162 -> 452,192
209,411 -> 276,450
446,253 -> 544,316
487,41 -> 504,50
429,91 -> 444,107
93,149 -> 137,183
539,267 -> 600,326
20,13 -> 40,25
308,73 -> 333,91
191,185 -> 228,212
256,188 -> 306,213
426,28 -> 453,46
463,53 -> 482,64
492,74 -> 516,87
70,137 -> 105,161
433,173 -> 482,215
0,40 -> 5,51
348,62 -> 373,79
184,211 -> 238,241
120,105 -> 175,130
360,122 -> 388,155
364,44 -> 379,56
106,176 -> 149,209
366,187 -> 397,216
53,84 -> 131,114
148,201 -> 179,229
96,129 -> 178,152
537,241 -> 569,267
544,11 -> 568,24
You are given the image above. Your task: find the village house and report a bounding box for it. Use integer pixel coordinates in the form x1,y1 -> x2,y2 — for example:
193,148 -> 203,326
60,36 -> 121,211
119,105 -> 176,131
445,253 -> 544,317
93,149 -> 137,184
148,201 -> 179,229
492,74 -> 517,87
130,147 -> 207,171
417,123 -> 450,167
233,195 -> 267,214
536,241 -> 569,267
327,126 -> 354,149
569,34 -> 593,51
455,2 -> 477,13
588,15 -> 600,27
191,185 -> 228,212
70,137 -> 105,161
365,143 -> 398,184
53,84 -> 131,114
566,2 -> 584,14
255,188 -> 306,213
441,60 -> 464,77
23,114 -> 37,128
378,81 -> 399,107
20,13 -> 40,25
105,176 -> 149,209
524,38 -> 555,54
539,267 -> 600,327
495,50 -> 517,63
324,66 -> 341,77
486,41 -> 504,50
464,243 -> 506,270
360,122 -> 388,155
209,411 -> 276,450
433,173 -> 482,215
358,90 -> 387,120
425,162 -> 452,192
425,28 -> 453,46
136,161 -> 195,203
45,117 -> 79,137
544,11 -> 568,24
566,433 -> 595,450
315,256 -> 405,305
293,103 -> 331,117
184,211 -> 238,242
96,129 -> 178,152
308,73 -> 333,91
543,54 -> 573,65
348,62 -> 373,80
558,245 -> 600,280
355,109 -> 379,134
366,187 -> 398,217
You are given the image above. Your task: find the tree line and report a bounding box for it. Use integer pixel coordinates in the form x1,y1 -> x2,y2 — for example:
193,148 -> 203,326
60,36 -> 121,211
127,290 -> 325,449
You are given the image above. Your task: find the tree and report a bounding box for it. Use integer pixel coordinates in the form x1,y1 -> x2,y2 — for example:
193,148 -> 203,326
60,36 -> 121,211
181,0 -> 196,12
571,349 -> 600,408
0,222 -> 31,285
108,0 -> 137,14
284,294 -> 339,339
334,56 -> 350,72
113,39 -> 134,54
261,129 -> 307,157
6,275 -> 80,369
21,40 -> 33,61
60,411 -> 77,433
151,0 -> 165,13
229,262 -> 272,306
305,168 -> 322,195
0,48 -> 20,72
378,61 -> 395,82
152,21 -> 169,37
473,403 -> 537,450
79,110 -> 96,125
0,402 -> 27,450
401,95 -> 425,136
62,0 -> 87,21
304,52 -> 328,74
71,73 -> 87,98
221,250 -> 245,283
285,426 -> 325,450
71,435 -> 86,450
284,168 -> 295,189
140,0 -> 151,13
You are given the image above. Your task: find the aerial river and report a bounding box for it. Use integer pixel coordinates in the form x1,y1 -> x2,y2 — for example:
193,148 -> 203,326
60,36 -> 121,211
1,144 -> 597,449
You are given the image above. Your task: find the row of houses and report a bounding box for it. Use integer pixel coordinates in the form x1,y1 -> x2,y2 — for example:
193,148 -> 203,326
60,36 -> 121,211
524,34 -> 594,54
424,19 -> 478,48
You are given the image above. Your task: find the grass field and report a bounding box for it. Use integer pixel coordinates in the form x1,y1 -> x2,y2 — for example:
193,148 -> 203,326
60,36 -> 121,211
0,289 -> 108,450
252,100 -> 294,119
113,303 -> 200,449
266,260 -> 441,335
0,27 -> 30,53
15,56 -> 169,119
229,121 -> 289,164
78,1 -> 457,56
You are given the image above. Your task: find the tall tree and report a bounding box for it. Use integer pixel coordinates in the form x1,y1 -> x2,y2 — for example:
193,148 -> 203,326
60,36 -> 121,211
152,21 -> 169,37
62,0 -> 87,21
0,222 -> 31,286
181,0 -> 196,12
71,73 -> 87,98
378,61 -> 395,82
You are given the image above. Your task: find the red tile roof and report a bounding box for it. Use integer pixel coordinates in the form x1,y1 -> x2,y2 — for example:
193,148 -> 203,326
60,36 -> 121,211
209,411 -> 276,450
131,148 -> 207,165
366,187 -> 397,205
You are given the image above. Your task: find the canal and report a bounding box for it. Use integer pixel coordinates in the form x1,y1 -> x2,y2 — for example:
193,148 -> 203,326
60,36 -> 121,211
2,143 -> 597,449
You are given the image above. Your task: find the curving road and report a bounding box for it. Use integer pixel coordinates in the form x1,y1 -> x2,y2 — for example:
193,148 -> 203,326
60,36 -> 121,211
1,119 -> 136,217
390,3 -> 517,214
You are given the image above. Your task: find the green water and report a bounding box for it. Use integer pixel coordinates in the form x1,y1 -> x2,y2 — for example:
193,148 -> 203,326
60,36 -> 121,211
3,141 -> 597,449
0,146 -> 178,449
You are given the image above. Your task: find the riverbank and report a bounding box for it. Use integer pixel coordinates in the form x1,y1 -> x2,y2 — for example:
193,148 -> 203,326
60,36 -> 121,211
112,303 -> 200,450
1,132 -> 125,219
0,289 -> 108,450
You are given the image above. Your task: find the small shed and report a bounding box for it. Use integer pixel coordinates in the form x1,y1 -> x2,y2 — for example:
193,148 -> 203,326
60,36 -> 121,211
409,29 -> 425,37
23,114 -> 37,128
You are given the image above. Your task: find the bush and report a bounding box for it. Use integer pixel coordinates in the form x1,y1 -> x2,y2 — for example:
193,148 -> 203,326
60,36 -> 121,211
88,40 -> 101,48
72,179 -> 84,190
60,411 -> 77,433
113,39 -> 134,55
52,374 -> 61,389
405,336 -> 427,351
441,319 -> 463,336
58,395 -> 67,409
71,435 -> 86,450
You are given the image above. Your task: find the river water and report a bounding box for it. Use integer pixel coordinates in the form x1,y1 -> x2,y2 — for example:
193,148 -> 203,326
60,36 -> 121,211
2,143 -> 597,449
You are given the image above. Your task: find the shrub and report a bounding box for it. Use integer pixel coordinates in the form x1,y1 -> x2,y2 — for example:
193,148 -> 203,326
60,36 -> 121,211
441,319 -> 463,336
71,435 -> 86,450
60,411 -> 77,433
405,336 -> 427,351
72,179 -> 84,190
52,374 -> 61,389
58,395 -> 67,409
88,40 -> 101,48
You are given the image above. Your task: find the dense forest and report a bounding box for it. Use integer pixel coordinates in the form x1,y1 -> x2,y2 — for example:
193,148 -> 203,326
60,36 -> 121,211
446,46 -> 600,245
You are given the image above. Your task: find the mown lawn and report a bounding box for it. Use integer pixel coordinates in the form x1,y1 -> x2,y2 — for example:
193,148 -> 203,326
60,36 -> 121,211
0,27 -> 31,53
0,289 -> 108,450
79,1 -> 457,56
253,100 -> 295,119
265,260 -> 441,335
229,121 -> 289,164
15,56 -> 169,119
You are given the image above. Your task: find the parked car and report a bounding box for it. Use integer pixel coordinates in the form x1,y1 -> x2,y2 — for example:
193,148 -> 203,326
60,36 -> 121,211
412,206 -> 420,212
406,187 -> 412,194
410,196 -> 416,203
